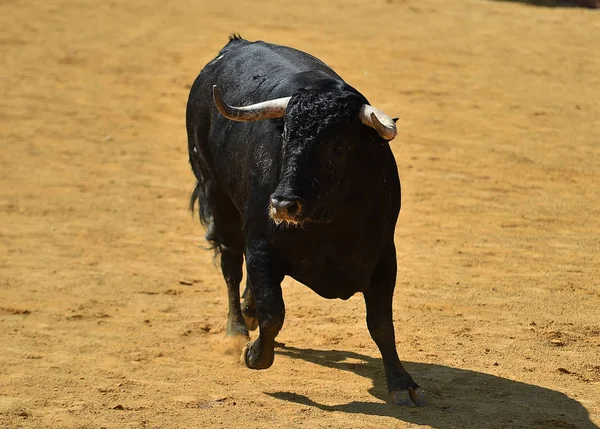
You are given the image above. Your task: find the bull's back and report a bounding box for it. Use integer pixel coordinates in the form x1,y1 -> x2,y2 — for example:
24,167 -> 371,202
205,39 -> 342,100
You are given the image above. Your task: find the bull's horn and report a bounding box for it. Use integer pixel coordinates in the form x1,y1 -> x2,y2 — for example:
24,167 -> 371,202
212,85 -> 291,122
359,104 -> 397,141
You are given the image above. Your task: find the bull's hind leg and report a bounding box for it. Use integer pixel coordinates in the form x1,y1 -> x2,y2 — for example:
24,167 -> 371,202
241,280 -> 258,331
365,243 -> 426,407
193,179 -> 248,338
220,246 -> 248,338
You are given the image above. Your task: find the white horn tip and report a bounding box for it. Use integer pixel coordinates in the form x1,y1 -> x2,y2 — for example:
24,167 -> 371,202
370,112 -> 397,141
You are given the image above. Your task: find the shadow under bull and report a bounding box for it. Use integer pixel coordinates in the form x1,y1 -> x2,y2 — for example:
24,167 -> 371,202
267,346 -> 598,429
490,0 -> 599,8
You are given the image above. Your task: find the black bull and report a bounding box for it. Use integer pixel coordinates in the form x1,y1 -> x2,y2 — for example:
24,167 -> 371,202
186,35 -> 425,406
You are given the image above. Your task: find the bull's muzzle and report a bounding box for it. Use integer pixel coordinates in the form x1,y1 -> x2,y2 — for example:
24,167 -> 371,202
269,196 -> 303,225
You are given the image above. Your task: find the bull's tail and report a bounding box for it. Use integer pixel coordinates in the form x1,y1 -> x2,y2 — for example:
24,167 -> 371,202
189,181 -> 221,260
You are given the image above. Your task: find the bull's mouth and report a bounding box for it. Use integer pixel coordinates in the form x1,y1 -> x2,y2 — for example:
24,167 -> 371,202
268,202 -> 333,227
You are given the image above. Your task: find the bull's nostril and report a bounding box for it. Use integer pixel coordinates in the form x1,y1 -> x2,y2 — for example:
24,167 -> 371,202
286,202 -> 299,215
270,197 -> 283,211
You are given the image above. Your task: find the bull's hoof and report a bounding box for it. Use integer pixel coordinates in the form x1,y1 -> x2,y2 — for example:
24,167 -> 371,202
239,340 -> 274,370
391,387 -> 426,407
243,314 -> 258,331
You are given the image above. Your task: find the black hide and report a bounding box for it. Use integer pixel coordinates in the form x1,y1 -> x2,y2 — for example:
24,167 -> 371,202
186,35 -> 424,406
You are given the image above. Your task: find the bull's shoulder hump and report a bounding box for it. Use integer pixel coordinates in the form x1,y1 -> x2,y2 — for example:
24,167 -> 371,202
254,41 -> 334,69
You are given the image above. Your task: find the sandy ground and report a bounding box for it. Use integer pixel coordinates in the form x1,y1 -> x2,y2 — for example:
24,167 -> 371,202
1,0 -> 599,428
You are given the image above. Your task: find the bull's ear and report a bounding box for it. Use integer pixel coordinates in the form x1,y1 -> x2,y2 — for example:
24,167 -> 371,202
393,118 -> 399,123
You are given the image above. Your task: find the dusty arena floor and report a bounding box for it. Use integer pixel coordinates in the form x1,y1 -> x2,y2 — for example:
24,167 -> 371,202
1,0 -> 599,428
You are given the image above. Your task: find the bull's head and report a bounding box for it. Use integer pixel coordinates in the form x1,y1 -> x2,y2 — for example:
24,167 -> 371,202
213,82 -> 397,226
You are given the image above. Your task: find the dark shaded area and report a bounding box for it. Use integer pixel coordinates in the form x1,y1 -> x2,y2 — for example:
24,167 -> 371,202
268,346 -> 598,429
491,0 -> 599,8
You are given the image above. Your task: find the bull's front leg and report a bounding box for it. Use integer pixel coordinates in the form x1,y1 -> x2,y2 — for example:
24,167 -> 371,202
365,243 -> 426,406
240,239 -> 285,370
